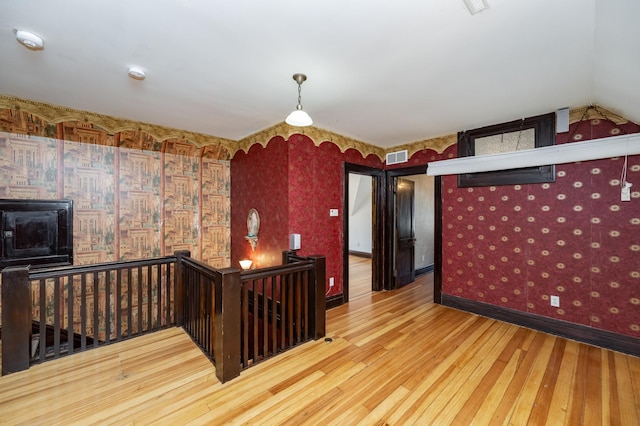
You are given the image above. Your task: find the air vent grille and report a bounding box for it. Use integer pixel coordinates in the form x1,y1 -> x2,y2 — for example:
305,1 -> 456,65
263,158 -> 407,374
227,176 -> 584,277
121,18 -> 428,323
386,150 -> 408,165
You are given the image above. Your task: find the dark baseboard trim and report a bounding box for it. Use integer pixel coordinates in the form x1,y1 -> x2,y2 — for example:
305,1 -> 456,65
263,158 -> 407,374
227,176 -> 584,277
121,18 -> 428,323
326,294 -> 345,310
416,264 -> 434,277
442,294 -> 640,357
348,250 -> 372,259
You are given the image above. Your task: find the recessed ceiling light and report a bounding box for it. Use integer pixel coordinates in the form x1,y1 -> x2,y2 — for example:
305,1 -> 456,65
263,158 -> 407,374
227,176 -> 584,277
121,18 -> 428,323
14,29 -> 44,51
127,66 -> 146,80
463,0 -> 488,15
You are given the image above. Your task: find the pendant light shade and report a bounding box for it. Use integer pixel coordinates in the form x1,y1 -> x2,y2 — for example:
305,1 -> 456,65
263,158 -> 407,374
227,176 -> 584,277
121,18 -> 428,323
286,108 -> 313,127
285,73 -> 312,127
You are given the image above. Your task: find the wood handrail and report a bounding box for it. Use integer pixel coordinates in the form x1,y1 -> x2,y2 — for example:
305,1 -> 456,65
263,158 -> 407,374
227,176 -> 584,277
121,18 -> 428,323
240,260 -> 313,281
178,255 -> 221,281
27,256 -> 177,280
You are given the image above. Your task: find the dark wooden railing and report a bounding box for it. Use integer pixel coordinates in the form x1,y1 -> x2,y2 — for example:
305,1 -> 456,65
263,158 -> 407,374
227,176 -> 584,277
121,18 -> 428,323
176,251 -> 242,383
240,252 -> 326,370
178,250 -> 326,382
1,250 -> 326,384
1,256 -> 177,375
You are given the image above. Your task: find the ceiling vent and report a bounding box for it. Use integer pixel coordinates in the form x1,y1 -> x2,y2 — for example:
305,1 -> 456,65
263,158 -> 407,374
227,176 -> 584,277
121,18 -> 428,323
386,150 -> 408,165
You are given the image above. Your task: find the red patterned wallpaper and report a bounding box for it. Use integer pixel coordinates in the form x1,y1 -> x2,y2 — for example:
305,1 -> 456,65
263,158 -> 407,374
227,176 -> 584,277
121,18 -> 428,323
287,135 -> 383,296
230,134 -> 383,296
231,137 -> 290,269
442,119 -> 640,338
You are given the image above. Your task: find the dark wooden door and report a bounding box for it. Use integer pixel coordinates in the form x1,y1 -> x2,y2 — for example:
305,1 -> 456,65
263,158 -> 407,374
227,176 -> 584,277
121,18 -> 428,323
395,178 -> 415,287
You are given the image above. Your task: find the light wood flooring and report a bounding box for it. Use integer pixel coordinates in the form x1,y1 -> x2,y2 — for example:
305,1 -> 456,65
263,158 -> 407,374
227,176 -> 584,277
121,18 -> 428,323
1,271 -> 640,424
348,254 -> 372,300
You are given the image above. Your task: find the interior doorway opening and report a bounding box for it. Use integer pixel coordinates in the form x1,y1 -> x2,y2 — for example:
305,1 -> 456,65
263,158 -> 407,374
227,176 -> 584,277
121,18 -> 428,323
342,164 -> 384,304
391,173 -> 435,288
341,163 -> 442,307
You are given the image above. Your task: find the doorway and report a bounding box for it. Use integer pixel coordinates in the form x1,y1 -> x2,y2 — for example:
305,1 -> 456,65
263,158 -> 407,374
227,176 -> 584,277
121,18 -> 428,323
342,163 -> 384,304
341,163 -> 442,306
386,166 -> 441,301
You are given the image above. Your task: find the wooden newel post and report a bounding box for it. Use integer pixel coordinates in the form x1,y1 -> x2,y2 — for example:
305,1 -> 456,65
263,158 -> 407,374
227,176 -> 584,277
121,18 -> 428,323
214,267 -> 242,383
174,250 -> 191,327
308,255 -> 326,340
282,249 -> 301,265
282,250 -> 293,265
2,266 -> 31,375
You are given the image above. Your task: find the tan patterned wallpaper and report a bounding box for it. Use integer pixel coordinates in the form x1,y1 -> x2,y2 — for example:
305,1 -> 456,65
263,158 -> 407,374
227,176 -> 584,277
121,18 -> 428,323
0,108 -> 231,337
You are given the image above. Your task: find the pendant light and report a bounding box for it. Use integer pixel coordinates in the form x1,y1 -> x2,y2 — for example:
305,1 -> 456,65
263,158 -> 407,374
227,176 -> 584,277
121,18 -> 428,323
285,73 -> 313,127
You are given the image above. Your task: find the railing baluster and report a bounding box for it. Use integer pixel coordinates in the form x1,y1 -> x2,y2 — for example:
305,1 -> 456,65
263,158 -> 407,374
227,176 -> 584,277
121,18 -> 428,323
252,279 -> 259,362
270,276 -> 277,356
206,272 -> 212,355
298,272 -> 302,342
157,264 -> 163,328
242,281 -> 248,367
93,272 -> 100,348
137,266 -> 143,335
287,273 -> 293,346
302,270 -> 309,340
81,274 -> 87,350
147,264 -> 153,332
127,268 -> 132,338
39,278 -> 46,362
67,275 -> 74,355
280,276 -> 286,351
53,277 -> 61,357
261,278 -> 268,358
165,263 -> 172,326
116,269 -> 122,341
197,273 -> 203,347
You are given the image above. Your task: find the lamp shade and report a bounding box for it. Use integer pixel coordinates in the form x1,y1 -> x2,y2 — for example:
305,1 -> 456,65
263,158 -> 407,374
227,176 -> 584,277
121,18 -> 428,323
239,259 -> 253,270
285,109 -> 313,127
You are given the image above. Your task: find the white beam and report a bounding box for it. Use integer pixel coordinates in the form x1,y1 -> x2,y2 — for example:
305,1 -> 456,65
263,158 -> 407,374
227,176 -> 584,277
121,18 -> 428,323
426,133 -> 640,176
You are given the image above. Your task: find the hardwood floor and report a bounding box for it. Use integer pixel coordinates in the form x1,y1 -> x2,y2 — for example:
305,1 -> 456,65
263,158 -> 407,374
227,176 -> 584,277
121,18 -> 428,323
348,254 -> 372,300
1,273 -> 640,425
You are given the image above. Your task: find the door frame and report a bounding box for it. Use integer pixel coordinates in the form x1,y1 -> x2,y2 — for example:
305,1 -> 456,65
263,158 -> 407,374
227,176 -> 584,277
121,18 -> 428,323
385,166 -> 442,303
342,163 -> 385,304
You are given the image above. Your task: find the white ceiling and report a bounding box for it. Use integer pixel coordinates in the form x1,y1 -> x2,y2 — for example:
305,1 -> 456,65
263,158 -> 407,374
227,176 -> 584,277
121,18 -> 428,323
1,0 -> 639,149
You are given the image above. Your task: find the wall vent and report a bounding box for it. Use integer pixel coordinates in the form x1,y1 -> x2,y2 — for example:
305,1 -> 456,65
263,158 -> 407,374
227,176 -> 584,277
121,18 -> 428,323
386,150 -> 408,165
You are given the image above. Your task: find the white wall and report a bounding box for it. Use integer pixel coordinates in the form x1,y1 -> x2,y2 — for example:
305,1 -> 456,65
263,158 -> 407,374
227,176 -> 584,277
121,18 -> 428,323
348,174 -> 372,254
404,174 -> 435,269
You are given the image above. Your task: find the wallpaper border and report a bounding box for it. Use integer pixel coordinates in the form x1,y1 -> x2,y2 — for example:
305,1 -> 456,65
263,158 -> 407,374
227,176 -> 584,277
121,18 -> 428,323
0,95 -> 237,152
2,94 -> 627,163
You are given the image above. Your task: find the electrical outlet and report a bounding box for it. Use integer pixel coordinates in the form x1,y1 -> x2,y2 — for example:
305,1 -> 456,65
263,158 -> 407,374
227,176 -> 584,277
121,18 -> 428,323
329,277 -> 334,287
550,295 -> 560,307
